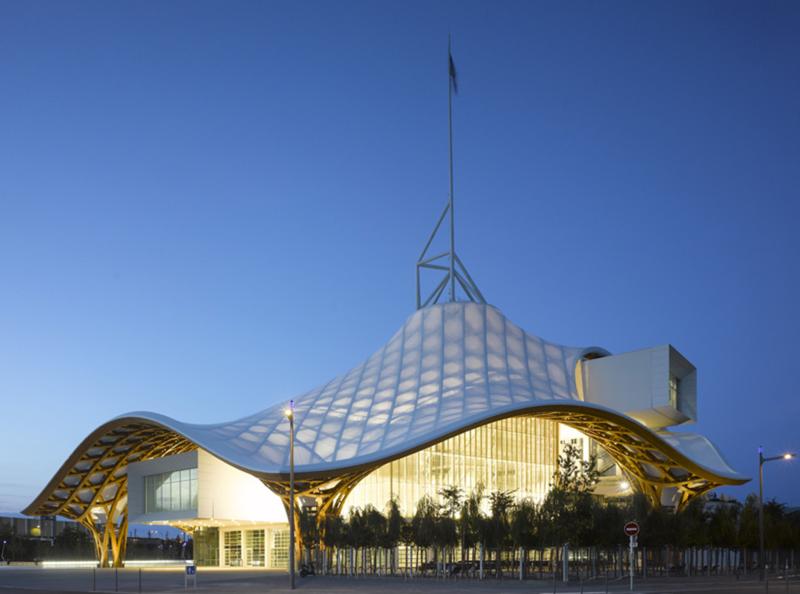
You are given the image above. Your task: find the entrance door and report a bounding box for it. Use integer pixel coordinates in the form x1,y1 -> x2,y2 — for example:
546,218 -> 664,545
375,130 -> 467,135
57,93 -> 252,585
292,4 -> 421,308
245,529 -> 265,567
223,530 -> 242,567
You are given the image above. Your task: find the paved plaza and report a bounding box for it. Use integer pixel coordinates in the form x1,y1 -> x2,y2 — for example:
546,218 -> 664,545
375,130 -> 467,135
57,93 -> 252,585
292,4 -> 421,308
0,567 -> 796,594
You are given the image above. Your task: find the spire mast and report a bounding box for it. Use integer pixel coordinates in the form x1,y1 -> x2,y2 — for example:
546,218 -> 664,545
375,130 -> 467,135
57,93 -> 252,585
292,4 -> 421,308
415,36 -> 485,310
448,33 -> 456,302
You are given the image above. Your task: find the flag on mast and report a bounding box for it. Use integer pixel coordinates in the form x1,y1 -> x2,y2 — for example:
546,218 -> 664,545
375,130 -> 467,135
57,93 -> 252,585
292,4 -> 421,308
449,49 -> 458,94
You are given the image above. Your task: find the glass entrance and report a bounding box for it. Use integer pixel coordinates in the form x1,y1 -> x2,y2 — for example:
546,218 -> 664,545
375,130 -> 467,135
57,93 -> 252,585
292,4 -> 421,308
223,530 -> 242,567
245,529 -> 265,567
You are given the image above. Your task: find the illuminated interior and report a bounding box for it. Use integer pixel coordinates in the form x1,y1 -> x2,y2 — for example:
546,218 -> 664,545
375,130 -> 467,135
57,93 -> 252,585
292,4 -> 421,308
344,416 -> 558,515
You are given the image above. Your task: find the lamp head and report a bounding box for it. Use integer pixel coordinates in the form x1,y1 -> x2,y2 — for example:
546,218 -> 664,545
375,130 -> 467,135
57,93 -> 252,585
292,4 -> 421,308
784,453 -> 795,460
284,399 -> 295,419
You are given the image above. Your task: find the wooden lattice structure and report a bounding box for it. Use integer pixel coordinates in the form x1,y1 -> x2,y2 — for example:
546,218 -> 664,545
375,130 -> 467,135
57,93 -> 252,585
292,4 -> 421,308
24,404 -> 746,567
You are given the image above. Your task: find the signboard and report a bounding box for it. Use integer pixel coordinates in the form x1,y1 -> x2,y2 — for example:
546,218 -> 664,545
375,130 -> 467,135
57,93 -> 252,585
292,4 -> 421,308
185,565 -> 196,575
623,521 -> 640,536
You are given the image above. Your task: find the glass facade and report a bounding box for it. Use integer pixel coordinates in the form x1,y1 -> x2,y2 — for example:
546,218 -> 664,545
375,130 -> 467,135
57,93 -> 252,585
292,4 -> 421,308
223,530 -> 242,567
144,468 -> 197,513
344,416 -> 558,516
192,527 -> 219,567
244,529 -> 265,567
217,527 -> 288,568
270,529 -> 289,569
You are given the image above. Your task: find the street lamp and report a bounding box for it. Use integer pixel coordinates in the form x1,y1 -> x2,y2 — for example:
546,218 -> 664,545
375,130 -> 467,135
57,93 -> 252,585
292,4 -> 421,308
758,447 -> 795,581
284,401 -> 296,590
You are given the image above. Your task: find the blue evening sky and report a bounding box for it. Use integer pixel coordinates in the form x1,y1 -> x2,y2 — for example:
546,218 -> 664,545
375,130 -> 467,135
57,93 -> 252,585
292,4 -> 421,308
1,1 -> 799,513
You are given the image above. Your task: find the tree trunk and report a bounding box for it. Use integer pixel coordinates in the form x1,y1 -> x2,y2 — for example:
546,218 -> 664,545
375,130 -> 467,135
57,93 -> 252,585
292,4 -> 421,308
479,543 -> 484,580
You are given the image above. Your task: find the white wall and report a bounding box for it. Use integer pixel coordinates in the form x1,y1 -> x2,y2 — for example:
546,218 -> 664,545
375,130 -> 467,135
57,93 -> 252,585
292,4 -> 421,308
128,451 -> 198,524
581,344 -> 697,429
196,450 -> 286,523
127,449 -> 286,525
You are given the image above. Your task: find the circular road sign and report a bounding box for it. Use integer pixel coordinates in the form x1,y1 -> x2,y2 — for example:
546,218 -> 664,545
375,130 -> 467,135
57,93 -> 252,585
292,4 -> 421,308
624,521 -> 640,536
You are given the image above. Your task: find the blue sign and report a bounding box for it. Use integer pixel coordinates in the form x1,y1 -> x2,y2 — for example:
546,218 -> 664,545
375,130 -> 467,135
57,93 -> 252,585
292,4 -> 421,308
186,565 -> 196,575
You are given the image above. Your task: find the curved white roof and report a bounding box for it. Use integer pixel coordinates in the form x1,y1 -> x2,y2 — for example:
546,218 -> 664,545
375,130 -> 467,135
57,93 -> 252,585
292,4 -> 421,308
25,302 -> 746,520
115,302 -> 741,480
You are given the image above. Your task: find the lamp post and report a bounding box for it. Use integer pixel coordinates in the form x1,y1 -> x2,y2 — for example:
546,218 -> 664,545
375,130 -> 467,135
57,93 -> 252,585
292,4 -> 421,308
285,401 -> 296,590
758,447 -> 795,581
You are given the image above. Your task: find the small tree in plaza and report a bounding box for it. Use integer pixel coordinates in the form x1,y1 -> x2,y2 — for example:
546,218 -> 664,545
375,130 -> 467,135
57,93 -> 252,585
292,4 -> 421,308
383,498 -> 403,574
540,442 -> 600,548
459,485 -> 485,570
437,485 -> 463,572
487,490 -> 514,577
298,506 -> 318,565
322,512 -> 346,573
510,498 -> 538,577
412,495 -> 437,571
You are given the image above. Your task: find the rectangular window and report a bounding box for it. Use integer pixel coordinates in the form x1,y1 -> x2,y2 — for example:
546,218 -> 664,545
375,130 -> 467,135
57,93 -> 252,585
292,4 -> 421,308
245,529 -> 265,567
192,527 -> 219,567
669,375 -> 680,409
224,530 -> 242,567
270,530 -> 289,569
143,467 -> 198,513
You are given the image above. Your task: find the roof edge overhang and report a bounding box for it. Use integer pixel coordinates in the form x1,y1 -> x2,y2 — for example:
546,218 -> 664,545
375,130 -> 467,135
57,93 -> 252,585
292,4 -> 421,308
24,401 -> 748,517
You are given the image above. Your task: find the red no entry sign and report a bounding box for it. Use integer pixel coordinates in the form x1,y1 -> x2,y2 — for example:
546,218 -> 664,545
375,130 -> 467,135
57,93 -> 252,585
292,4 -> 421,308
624,521 -> 640,536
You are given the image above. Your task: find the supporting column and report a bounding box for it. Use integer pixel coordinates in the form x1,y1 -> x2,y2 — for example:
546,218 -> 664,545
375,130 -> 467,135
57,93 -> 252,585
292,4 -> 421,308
79,498 -> 129,567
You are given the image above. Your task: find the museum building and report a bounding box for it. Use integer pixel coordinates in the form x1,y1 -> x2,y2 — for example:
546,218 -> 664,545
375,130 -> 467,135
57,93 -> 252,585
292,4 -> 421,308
23,295 -> 747,568
21,64 -> 747,565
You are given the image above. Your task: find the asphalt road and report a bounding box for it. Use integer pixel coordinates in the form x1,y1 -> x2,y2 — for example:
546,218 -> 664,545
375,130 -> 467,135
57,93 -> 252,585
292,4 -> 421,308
0,567 -> 795,594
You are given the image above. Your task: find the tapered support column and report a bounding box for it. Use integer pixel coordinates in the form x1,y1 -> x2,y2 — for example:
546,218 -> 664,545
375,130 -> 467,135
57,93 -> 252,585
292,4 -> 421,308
80,499 -> 128,568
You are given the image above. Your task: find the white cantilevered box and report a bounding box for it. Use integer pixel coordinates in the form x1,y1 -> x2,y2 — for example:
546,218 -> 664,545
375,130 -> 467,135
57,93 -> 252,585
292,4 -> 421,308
580,344 -> 697,429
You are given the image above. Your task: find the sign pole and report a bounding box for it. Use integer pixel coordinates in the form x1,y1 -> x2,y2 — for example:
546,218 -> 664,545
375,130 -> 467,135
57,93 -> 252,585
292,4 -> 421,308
623,521 -> 640,592
629,534 -> 634,591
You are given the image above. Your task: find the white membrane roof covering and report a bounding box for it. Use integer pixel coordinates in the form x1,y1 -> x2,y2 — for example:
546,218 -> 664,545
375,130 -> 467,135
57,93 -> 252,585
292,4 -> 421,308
113,302 -> 744,481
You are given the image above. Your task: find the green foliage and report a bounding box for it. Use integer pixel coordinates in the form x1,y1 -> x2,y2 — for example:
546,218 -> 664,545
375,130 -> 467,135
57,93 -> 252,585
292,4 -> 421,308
322,513 -> 345,549
510,498 -> 538,549
738,494 -> 759,548
299,506 -> 318,551
411,495 -> 437,549
459,485 -> 484,550
384,498 -> 402,549
487,490 -> 514,549
438,485 -> 463,519
553,443 -> 600,493
539,444 -> 600,546
316,483 -> 800,569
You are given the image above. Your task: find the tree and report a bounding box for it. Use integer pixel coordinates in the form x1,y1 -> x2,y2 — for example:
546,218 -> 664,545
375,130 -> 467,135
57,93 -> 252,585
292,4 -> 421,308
707,500 -> 739,548
737,494 -> 759,548
412,496 -> 438,572
488,490 -> 514,577
553,443 -> 599,493
510,498 -> 538,578
436,485 -> 462,573
323,513 -> 346,574
540,443 -> 600,547
460,485 -> 484,569
299,506 -> 318,564
363,505 -> 387,573
439,485 -> 464,519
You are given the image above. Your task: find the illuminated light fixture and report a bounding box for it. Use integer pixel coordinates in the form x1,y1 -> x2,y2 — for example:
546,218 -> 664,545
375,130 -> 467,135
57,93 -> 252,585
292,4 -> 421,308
620,481 -> 631,491
784,453 -> 794,460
